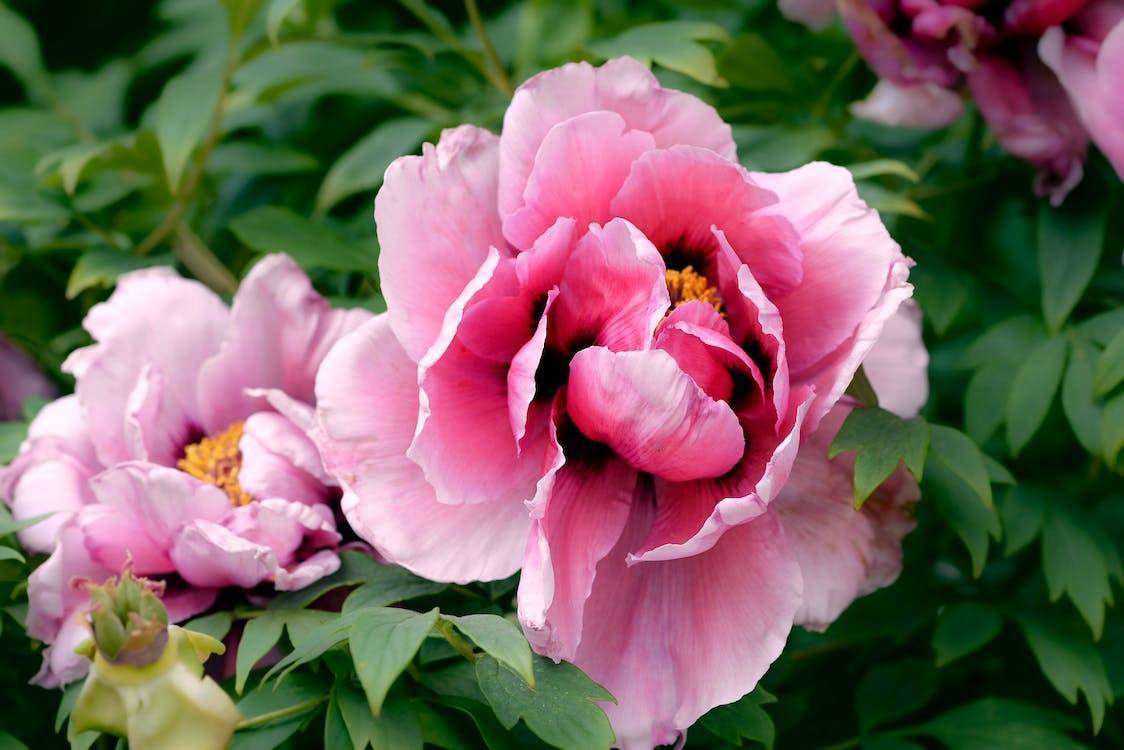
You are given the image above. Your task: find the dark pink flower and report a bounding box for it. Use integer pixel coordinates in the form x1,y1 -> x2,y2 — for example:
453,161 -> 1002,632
315,58 -> 919,747
0,334 -> 54,421
2,255 -> 369,685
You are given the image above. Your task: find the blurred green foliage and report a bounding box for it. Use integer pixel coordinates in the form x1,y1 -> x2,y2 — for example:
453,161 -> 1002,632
0,0 -> 1121,748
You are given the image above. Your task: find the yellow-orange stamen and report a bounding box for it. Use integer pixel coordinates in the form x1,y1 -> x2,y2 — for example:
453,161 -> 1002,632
665,266 -> 723,315
177,422 -> 252,506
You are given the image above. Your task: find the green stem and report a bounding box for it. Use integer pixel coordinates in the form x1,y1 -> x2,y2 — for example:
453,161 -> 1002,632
465,0 -> 514,96
812,51 -> 859,121
436,620 -> 478,663
173,224 -> 237,295
235,697 -> 327,731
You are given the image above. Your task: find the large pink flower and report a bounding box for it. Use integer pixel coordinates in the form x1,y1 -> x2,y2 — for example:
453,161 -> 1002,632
315,58 -> 916,748
1,254 -> 369,686
0,334 -> 54,421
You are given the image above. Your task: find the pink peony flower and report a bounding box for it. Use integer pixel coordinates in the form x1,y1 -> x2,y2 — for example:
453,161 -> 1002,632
1,254 -> 369,686
315,58 -> 919,748
1039,0 -> 1124,180
821,0 -> 1124,202
0,334 -> 55,421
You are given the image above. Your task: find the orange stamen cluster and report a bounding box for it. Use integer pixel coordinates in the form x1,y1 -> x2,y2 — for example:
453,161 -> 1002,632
665,265 -> 723,315
177,421 -> 252,506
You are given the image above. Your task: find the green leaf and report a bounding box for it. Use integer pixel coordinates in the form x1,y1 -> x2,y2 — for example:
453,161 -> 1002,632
66,249 -> 174,299
443,614 -> 534,688
323,691 -> 350,749
236,612 -> 286,694
961,315 -> 1045,370
152,61 -> 224,193
927,425 -> 992,510
1041,510 -> 1113,638
856,183 -> 930,220
263,611 -> 355,683
229,206 -> 377,274
221,0 -> 265,37
36,141 -> 114,194
183,611 -> 234,642
1080,308 -> 1124,347
855,660 -> 937,732
717,33 -> 792,92
0,181 -> 68,223
0,421 -> 29,464
208,142 -> 318,176
1093,328 -> 1124,397
698,687 -> 776,749
351,607 -> 438,716
1037,193 -> 1106,334
316,118 -> 429,213
0,2 -> 50,101
588,21 -> 730,86
846,159 -> 920,182
337,682 -> 422,750
1018,615 -> 1113,732
917,698 -> 1084,750
1063,336 -> 1105,454
829,407 -> 928,507
1103,392 -> 1124,468
341,569 -> 447,615
423,696 -> 520,750
270,549 -> 385,610
1006,335 -> 1067,456
0,730 -> 29,750
267,0 -> 303,44
964,363 -> 1016,444
476,655 -> 615,750
1000,486 -> 1046,556
0,545 -> 25,563
932,603 -> 1003,666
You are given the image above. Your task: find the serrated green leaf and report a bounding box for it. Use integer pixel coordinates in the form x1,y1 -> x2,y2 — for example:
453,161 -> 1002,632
829,407 -> 928,507
229,206 -> 376,274
1018,615 -> 1113,732
236,612 -> 286,694
589,21 -> 730,86
152,61 -> 224,193
933,603 -> 1002,666
1006,336 -> 1067,456
1093,328 -> 1124,398
1038,194 -> 1106,334
856,660 -> 937,731
1041,511 -> 1113,638
316,117 -> 428,213
698,687 -> 776,749
444,614 -> 534,688
476,655 -> 615,750
351,607 -> 438,716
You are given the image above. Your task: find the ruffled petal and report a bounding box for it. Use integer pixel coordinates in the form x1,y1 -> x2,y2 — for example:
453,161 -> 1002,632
239,411 -> 332,506
316,316 -> 531,583
170,521 -> 279,589
499,57 -> 735,220
850,80 -> 965,129
502,111 -> 656,250
562,501 -> 802,750
862,301 -> 930,418
376,125 -> 507,362
567,347 -> 744,482
197,254 -> 371,431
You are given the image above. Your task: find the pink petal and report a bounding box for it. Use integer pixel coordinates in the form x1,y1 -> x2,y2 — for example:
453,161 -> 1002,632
409,252 -> 551,507
514,216 -> 578,295
499,57 -> 736,221
239,411 -> 332,505
863,300 -> 930,418
376,125 -> 507,362
198,254 -> 370,431
750,162 -> 913,433
502,111 -> 656,250
1039,15 -> 1124,181
274,549 -> 341,591
316,316 -> 531,583
518,456 -> 637,660
552,218 -> 669,353
558,502 -> 802,750
122,364 -> 198,466
850,80 -> 965,129
8,458 -> 96,553
610,146 -> 803,296
773,405 -> 918,630
170,520 -> 278,589
0,334 -> 54,421
64,267 -> 228,466
508,289 -> 558,445
568,347 -> 744,482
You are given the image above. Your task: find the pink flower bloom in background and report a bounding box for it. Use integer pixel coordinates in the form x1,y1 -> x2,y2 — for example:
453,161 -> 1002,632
0,334 -> 55,421
0,254 -> 369,686
315,58 -> 918,748
791,0 -> 1124,202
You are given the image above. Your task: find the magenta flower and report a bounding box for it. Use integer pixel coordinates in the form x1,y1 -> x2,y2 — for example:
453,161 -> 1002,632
0,334 -> 54,421
1,254 -> 369,686
823,0 -> 1124,202
315,58 -> 918,747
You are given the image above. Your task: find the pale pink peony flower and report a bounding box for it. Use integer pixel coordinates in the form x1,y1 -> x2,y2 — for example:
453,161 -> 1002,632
0,334 -> 55,421
315,58 -> 917,748
1,254 -> 369,686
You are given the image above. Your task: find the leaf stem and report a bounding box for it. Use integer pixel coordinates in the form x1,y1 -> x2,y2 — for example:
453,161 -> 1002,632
235,696 -> 327,731
465,0 -> 514,96
435,619 -> 478,663
173,223 -> 237,295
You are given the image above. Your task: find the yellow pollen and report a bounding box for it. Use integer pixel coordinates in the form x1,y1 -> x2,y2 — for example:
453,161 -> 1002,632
665,266 -> 723,315
177,422 -> 252,506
